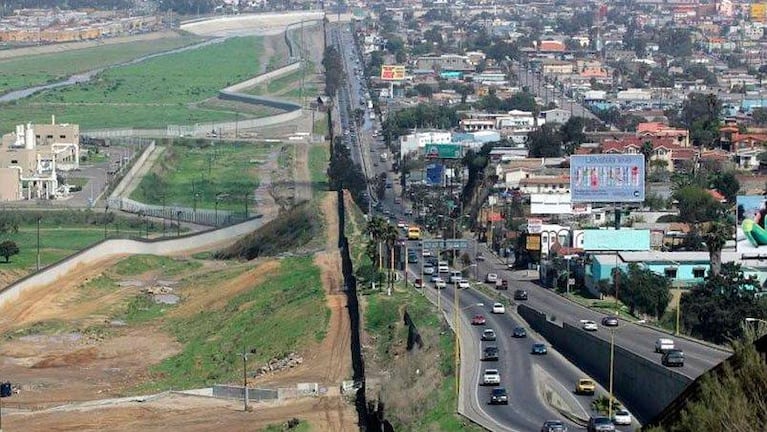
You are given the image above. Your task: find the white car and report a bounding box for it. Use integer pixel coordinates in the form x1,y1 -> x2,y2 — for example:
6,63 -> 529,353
422,249 -> 431,257
613,409 -> 632,425
434,278 -> 447,289
491,303 -> 505,314
485,273 -> 498,283
482,369 -> 501,386
582,320 -> 598,332
457,279 -> 470,289
430,274 -> 441,283
423,265 -> 435,275
438,264 -> 450,273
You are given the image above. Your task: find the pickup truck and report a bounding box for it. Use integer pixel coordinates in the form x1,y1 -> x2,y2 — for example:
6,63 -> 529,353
495,279 -> 508,290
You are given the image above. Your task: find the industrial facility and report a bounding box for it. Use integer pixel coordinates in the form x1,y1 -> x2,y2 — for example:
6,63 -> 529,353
0,118 -> 80,201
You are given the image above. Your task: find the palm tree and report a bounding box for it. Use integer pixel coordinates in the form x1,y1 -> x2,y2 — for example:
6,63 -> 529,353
381,223 -> 400,293
366,217 -> 389,268
703,221 -> 733,277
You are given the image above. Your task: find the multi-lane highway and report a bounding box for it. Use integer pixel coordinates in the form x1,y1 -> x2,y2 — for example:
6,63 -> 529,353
470,244 -> 732,380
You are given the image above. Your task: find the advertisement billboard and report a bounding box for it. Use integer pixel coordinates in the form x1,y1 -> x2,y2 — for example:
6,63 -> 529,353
752,4 -> 767,22
736,195 -> 767,253
582,229 -> 651,251
530,193 -> 592,215
380,65 -> 406,81
424,144 -> 462,159
527,218 -> 543,234
570,154 -> 645,203
425,163 -> 444,186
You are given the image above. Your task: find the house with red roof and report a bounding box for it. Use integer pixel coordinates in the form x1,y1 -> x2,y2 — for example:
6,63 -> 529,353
636,122 -> 690,147
600,136 -> 685,172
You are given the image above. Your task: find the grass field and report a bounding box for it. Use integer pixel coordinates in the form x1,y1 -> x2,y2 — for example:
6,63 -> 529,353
142,256 -> 328,390
0,34 -> 203,95
130,140 -> 271,211
309,144 -> 330,191
0,36 -> 266,131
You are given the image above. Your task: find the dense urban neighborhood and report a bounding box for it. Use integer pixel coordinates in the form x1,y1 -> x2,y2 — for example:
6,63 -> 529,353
0,0 -> 765,431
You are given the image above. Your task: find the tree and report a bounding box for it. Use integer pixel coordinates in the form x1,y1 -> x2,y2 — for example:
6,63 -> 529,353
673,186 -> 723,224
680,263 -> 766,344
0,214 -> 19,235
645,329 -> 767,432
322,46 -> 345,97
527,124 -> 564,157
614,263 -> 672,319
413,83 -> 434,98
560,117 -> 586,152
0,240 -> 19,263
752,108 -> 767,125
710,171 -> 740,204
677,93 -> 722,148
703,221 -> 733,277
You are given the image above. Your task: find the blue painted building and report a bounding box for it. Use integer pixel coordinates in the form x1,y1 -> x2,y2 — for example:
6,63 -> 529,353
585,251 -> 766,296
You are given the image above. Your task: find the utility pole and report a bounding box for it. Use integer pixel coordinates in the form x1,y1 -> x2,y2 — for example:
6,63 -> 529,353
240,348 -> 251,411
36,216 -> 41,271
454,284 -> 460,397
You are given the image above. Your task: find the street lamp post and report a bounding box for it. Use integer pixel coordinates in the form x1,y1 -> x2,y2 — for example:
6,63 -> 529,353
240,348 -> 251,412
36,216 -> 41,271
608,327 -> 616,419
176,210 -> 182,237
103,204 -> 109,239
215,195 -> 220,227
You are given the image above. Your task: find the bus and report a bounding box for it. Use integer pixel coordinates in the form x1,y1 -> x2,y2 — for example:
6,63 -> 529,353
407,227 -> 421,240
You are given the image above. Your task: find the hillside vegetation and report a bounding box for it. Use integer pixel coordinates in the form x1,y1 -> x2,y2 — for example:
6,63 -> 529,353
214,202 -> 322,260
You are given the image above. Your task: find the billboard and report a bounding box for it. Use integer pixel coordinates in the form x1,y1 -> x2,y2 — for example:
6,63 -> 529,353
570,154 -> 645,203
736,195 -> 767,253
530,193 -> 592,215
582,229 -> 651,251
752,4 -> 767,22
424,144 -> 462,159
380,65 -> 406,81
425,163 -> 444,186
527,218 -> 543,234
526,234 -> 541,251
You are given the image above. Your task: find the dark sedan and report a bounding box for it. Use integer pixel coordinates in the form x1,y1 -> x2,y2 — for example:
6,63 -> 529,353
541,420 -> 568,432
512,327 -> 527,338
601,316 -> 619,327
531,343 -> 548,355
482,346 -> 499,361
489,387 -> 509,405
513,289 -> 528,300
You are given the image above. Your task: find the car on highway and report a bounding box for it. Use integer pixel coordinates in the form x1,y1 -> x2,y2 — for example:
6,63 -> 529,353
491,303 -> 505,314
423,265 -> 435,275
457,279 -> 470,289
612,409 -> 632,426
601,316 -> 619,327
449,271 -> 463,283
531,343 -> 548,355
476,252 -> 485,261
422,249 -> 431,257
495,279 -> 508,290
430,274 -> 441,283
485,273 -> 498,283
414,278 -> 423,288
575,378 -> 596,395
434,278 -> 447,289
438,262 -> 450,273
655,338 -> 675,353
489,387 -> 508,405
471,315 -> 487,325
482,346 -> 499,361
512,327 -> 527,338
541,420 -> 568,432
587,416 -> 616,432
513,289 -> 528,300
481,329 -> 497,341
582,320 -> 598,331
482,369 -> 501,386
662,349 -> 685,367
407,253 -> 418,263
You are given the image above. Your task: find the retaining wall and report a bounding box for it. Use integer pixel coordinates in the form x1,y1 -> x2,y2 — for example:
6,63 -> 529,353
0,217 -> 266,310
518,304 -> 692,424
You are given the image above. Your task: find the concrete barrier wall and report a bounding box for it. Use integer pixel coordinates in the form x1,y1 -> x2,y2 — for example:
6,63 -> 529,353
518,304 -> 692,424
0,217 -> 266,310
109,141 -> 155,200
212,384 -> 278,401
225,62 -> 302,93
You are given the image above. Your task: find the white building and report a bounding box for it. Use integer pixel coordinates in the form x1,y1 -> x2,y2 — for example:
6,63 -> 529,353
399,131 -> 452,157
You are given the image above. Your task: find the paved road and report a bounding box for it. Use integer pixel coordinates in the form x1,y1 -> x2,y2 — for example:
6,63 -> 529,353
405,260 -> 638,431
471,243 -> 732,380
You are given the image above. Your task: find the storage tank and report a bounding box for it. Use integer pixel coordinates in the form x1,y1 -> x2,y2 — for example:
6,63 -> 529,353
25,122 -> 36,149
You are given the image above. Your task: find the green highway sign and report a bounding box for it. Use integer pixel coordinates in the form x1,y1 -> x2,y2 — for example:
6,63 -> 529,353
418,239 -> 469,250
423,144 -> 462,159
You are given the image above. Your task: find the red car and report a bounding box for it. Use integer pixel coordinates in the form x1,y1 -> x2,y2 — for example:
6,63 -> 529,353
471,315 -> 486,325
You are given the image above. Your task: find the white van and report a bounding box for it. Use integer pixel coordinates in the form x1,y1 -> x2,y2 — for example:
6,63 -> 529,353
438,261 -> 449,273
655,338 -> 675,353
449,270 -> 463,283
